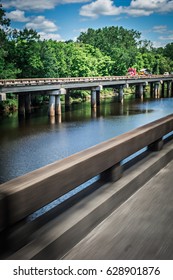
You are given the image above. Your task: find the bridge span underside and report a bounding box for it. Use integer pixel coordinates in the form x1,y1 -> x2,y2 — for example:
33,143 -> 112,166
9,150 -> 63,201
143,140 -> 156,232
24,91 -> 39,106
0,75 -> 173,117
1,114 -> 173,259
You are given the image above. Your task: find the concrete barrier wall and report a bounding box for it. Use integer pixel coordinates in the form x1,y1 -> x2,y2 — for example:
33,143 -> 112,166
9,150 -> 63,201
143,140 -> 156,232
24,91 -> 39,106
1,114 -> 173,229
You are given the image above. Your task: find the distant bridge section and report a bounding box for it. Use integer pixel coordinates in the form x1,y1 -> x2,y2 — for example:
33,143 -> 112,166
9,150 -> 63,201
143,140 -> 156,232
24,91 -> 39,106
0,75 -> 173,117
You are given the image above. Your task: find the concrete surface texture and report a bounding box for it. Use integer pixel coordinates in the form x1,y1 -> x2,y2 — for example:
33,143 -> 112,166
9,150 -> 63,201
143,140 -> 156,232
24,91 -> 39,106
62,159 -> 173,260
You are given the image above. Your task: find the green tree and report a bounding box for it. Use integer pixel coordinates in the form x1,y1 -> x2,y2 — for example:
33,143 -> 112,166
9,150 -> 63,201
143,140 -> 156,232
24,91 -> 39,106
131,52 -> 144,71
138,39 -> 154,53
163,43 -> 173,61
13,28 -> 42,78
77,26 -> 141,75
0,3 -> 19,78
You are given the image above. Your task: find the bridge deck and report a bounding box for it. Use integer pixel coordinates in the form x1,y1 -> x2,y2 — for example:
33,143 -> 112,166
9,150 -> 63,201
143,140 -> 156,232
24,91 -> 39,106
63,158 -> 173,260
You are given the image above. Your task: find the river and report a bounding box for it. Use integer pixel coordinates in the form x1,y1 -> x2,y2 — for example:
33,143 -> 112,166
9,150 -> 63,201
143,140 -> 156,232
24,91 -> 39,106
1,97 -> 173,184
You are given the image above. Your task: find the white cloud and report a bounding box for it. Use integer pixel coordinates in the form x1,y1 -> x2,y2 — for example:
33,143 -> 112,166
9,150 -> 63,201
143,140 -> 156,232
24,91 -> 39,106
5,9 -> 59,34
152,25 -> 173,45
125,8 -> 153,16
130,0 -> 165,10
73,28 -> 88,33
159,34 -> 173,40
25,16 -> 58,32
39,32 -> 63,41
80,0 -> 123,18
152,40 -> 167,48
130,0 -> 173,14
6,10 -> 28,22
80,0 -> 173,18
2,0 -> 90,11
3,0 -> 173,17
153,25 -> 168,33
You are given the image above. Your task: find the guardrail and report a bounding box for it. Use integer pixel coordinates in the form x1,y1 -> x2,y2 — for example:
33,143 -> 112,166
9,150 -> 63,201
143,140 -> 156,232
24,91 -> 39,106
0,75 -> 173,87
1,114 -> 173,253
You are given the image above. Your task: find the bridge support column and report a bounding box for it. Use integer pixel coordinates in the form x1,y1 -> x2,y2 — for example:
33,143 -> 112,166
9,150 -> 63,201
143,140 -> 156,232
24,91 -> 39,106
150,82 -> 154,98
96,90 -> 100,106
100,163 -> 123,182
154,82 -> 160,98
0,93 -> 6,101
161,82 -> 165,98
55,95 -> 61,115
48,89 -> 66,117
48,95 -> 55,117
96,85 -> 102,106
91,86 -> 102,108
91,89 -> 97,108
65,90 -> 71,111
171,82 -> 173,97
167,81 -> 171,97
135,84 -> 143,99
118,85 -> 124,103
18,94 -> 25,116
139,84 -> 144,99
91,108 -> 97,118
25,93 -> 31,115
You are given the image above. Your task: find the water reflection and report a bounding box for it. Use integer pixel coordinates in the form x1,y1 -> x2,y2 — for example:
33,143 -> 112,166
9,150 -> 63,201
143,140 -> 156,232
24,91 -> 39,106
0,97 -> 173,183
49,115 -> 62,124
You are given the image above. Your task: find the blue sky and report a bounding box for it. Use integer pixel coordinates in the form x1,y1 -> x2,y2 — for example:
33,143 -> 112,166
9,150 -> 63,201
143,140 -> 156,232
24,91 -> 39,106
2,0 -> 173,47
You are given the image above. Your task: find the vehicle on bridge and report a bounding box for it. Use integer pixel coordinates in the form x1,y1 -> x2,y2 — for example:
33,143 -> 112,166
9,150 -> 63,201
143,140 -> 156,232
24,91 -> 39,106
127,67 -> 137,76
138,68 -> 151,75
127,68 -> 151,76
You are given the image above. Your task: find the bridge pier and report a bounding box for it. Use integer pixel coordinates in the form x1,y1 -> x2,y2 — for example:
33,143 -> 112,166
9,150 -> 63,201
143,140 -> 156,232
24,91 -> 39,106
91,85 -> 102,108
96,89 -> 101,106
154,82 -> 160,98
150,82 -> 154,98
55,95 -> 61,115
48,94 -> 56,117
135,84 -> 144,99
118,85 -> 124,103
160,81 -> 165,98
48,89 -> 66,117
25,93 -> 31,115
139,84 -> 144,99
18,93 -> 32,116
91,89 -> 96,108
0,93 -> 6,101
18,94 -> 25,116
167,81 -> 171,97
65,90 -> 71,111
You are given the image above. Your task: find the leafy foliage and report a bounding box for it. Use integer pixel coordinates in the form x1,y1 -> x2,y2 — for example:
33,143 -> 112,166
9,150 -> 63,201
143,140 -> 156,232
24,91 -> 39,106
0,4 -> 172,80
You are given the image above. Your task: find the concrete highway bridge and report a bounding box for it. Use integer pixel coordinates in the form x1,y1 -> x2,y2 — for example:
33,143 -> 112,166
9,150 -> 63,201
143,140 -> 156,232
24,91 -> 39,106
0,74 -> 173,117
1,114 -> 173,259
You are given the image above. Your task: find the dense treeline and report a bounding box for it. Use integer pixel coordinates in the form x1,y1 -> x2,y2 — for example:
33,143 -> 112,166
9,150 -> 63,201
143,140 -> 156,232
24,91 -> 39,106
0,3 -> 173,80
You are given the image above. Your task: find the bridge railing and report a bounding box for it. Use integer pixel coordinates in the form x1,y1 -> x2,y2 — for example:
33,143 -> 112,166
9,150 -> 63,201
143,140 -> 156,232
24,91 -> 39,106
1,114 -> 173,252
0,75 -> 173,87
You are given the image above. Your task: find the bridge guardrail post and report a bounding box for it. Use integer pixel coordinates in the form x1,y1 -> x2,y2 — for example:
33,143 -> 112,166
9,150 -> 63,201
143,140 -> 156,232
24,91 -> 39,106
148,137 -> 164,151
0,192 -> 8,253
100,162 -> 123,182
0,192 -> 34,254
